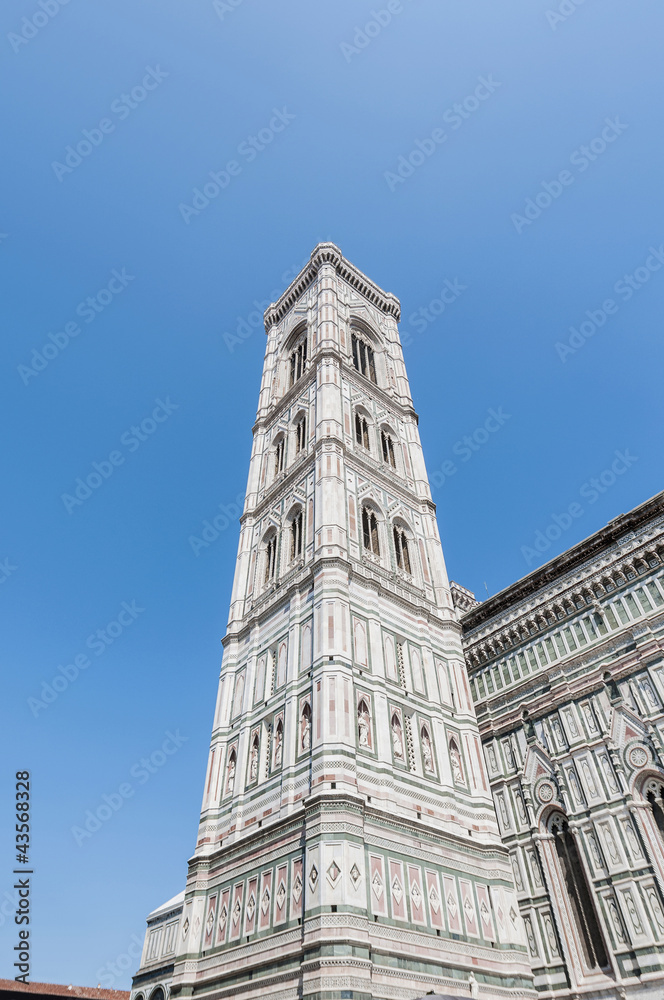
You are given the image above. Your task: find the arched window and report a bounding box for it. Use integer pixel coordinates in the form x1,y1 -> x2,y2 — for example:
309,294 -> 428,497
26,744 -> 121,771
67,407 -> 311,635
289,333 -> 308,386
264,534 -> 277,583
295,414 -> 306,454
290,510 -> 303,560
351,331 -> 377,383
381,430 -> 396,468
393,525 -> 411,573
362,506 -> 380,556
646,782 -> 664,842
549,813 -> 609,971
355,412 -> 370,450
274,436 -> 285,477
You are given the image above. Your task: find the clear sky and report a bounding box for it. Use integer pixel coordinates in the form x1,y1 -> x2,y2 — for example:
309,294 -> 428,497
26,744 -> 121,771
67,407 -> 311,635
1,0 -> 663,988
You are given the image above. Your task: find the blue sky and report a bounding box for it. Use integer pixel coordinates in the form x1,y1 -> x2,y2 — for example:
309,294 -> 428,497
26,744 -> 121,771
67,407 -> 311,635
1,0 -> 663,987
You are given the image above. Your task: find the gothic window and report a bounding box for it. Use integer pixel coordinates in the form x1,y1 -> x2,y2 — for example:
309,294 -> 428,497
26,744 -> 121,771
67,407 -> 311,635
264,534 -> 277,583
274,436 -> 285,476
381,430 -> 396,468
646,782 -> 664,843
355,412 -> 370,450
290,510 -> 303,560
393,525 -> 411,573
549,813 -> 609,971
361,507 -> 380,556
289,333 -> 308,386
295,414 -> 306,454
351,331 -> 377,383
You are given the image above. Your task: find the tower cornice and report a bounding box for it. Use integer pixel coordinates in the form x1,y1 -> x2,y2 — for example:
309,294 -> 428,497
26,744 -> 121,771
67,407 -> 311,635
263,242 -> 401,329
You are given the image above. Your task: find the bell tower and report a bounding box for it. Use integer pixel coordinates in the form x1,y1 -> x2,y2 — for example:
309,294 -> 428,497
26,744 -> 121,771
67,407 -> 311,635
131,244 -> 534,1000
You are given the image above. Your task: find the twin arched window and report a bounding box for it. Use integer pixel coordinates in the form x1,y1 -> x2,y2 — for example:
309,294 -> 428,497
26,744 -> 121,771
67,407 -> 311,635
362,506 -> 380,556
264,534 -> 277,583
355,413 -> 370,450
351,331 -> 377,383
289,333 -> 308,387
381,430 -> 396,468
290,510 -> 303,560
393,525 -> 411,573
295,414 -> 306,453
262,508 -> 304,586
361,507 -> 413,575
274,437 -> 285,477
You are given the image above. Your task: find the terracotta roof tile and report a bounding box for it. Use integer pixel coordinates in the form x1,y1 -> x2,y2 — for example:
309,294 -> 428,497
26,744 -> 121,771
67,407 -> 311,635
0,981 -> 129,1000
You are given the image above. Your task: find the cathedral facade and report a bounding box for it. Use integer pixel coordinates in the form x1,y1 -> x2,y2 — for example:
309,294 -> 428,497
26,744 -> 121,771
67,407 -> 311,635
459,492 -> 664,999
128,248 -> 664,999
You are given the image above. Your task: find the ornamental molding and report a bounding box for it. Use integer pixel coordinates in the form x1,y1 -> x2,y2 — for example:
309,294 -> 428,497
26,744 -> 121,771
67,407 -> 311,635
265,243 -> 401,328
461,508 -> 664,643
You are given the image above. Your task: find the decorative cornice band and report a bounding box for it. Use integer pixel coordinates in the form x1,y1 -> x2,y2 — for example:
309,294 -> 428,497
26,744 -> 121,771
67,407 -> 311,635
264,242 -> 401,329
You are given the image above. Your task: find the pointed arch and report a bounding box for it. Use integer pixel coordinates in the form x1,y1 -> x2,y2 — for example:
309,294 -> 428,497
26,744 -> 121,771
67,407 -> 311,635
420,723 -> 435,774
284,324 -> 308,387
392,518 -> 413,575
357,696 -> 373,750
379,421 -> 398,469
286,503 -> 304,562
293,408 -> 308,455
262,527 -> 278,584
354,405 -> 372,452
350,325 -> 378,384
547,811 -> 609,972
225,747 -> 237,796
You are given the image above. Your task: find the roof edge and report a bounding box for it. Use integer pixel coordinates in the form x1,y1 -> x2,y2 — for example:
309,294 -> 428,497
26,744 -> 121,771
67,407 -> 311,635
462,490 -> 664,633
263,242 -> 401,329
